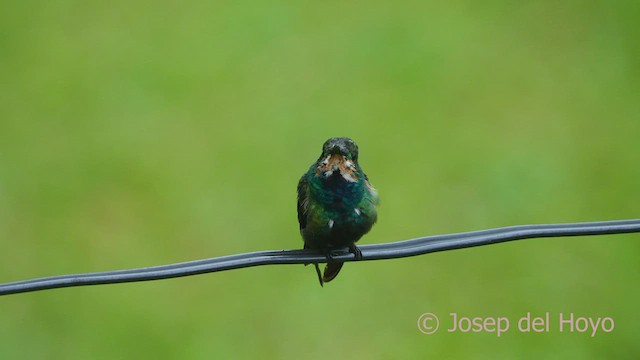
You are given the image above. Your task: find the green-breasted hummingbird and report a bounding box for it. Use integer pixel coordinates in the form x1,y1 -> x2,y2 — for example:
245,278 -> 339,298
297,137 -> 379,286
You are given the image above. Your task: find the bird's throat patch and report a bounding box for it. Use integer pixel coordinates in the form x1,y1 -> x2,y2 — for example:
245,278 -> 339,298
317,154 -> 358,182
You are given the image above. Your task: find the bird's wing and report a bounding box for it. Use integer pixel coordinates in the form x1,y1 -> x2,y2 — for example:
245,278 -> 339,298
363,173 -> 380,205
296,174 -> 309,230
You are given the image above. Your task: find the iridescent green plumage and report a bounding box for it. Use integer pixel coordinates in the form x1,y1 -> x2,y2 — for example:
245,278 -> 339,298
297,137 -> 379,286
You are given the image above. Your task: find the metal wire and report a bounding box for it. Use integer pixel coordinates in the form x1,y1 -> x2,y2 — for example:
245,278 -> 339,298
1,219 -> 639,296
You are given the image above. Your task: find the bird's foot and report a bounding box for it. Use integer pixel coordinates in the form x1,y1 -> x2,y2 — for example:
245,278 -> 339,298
323,248 -> 335,263
348,244 -> 363,260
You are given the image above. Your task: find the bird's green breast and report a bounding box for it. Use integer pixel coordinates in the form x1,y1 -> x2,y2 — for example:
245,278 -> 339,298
301,166 -> 378,249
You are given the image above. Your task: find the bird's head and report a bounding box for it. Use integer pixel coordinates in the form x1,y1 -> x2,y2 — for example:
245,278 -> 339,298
315,137 -> 360,182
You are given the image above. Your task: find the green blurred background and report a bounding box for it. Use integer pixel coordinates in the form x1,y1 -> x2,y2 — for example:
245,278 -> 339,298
1,1 -> 639,358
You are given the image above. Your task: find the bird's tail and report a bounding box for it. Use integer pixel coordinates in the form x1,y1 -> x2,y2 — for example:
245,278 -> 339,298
303,243 -> 345,285
322,261 -> 344,283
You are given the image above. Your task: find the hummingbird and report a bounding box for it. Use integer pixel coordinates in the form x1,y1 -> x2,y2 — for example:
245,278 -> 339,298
297,137 -> 379,286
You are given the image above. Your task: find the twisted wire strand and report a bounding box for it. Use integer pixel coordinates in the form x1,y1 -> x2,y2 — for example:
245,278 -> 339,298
1,219 -> 639,296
